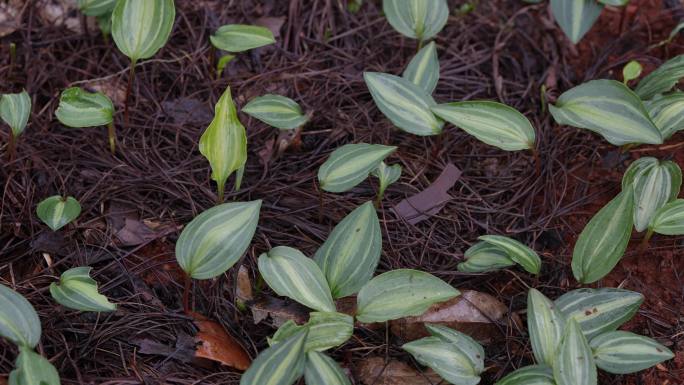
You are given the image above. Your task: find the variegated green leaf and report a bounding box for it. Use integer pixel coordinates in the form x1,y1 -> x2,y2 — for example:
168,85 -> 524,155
258,246 -> 335,312
0,284 -> 41,349
175,200 -> 261,280
432,101 -> 536,151
314,202 -> 381,298
36,196 -> 81,231
210,24 -> 276,53
622,60 -> 642,84
356,269 -> 460,323
457,241 -> 516,273
598,0 -> 630,5
550,0 -> 603,44
403,41 -> 439,94
646,92 -> 684,139
553,319 -> 597,385
77,0 -> 116,16
402,336 -> 481,385
571,189 -> 634,284
216,54 -> 236,78
527,289 -> 565,367
635,55 -> 684,100
626,158 -> 682,231
304,352 -> 351,385
270,312 -> 353,352
371,162 -> 402,201
0,91 -> 31,137
49,267 -> 116,312
495,365 -> 555,385
382,0 -> 448,41
590,331 -> 674,374
555,288 -> 643,340
549,80 -> 662,145
318,143 -> 396,193
111,0 -> 175,63
622,157 -> 658,189
242,94 -> 308,130
9,347 -> 60,385
364,72 -> 443,136
478,235 -> 541,274
425,324 -> 485,373
650,199 -> 684,235
199,87 -> 248,199
55,88 -> 114,128
240,329 -> 308,385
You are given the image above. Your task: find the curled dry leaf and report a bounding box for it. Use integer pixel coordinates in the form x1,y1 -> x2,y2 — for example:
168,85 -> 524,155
236,265 -> 254,303
191,312 -> 251,371
249,295 -> 309,327
393,163 -> 462,225
356,357 -> 442,385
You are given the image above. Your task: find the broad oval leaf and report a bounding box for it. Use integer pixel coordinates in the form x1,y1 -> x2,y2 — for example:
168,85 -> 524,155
0,284 -> 41,349
240,329 -> 308,385
425,324 -> 485,373
175,200 -> 261,280
527,289 -> 565,367
50,267 -> 116,312
457,241 -> 515,273
432,101 -> 536,151
622,60 -> 643,83
628,158 -> 681,231
199,87 -> 248,198
403,41 -> 439,94
550,0 -> 603,44
77,0 -> 116,16
9,347 -> 60,385
495,365 -> 555,385
635,55 -> 684,100
555,288 -> 643,340
382,0 -> 448,41
589,331 -> 674,374
646,92 -> 684,140
650,199 -> 684,235
314,202 -> 381,298
210,24 -> 276,53
258,246 -> 335,312
0,90 -> 31,137
304,352 -> 351,385
371,162 -> 402,200
111,0 -> 175,63
478,235 -> 541,274
317,143 -> 396,193
571,189 -> 634,284
356,269 -> 460,323
242,94 -> 308,130
621,157 -> 658,189
270,312 -> 354,352
36,195 -> 81,231
55,87 -> 114,128
364,72 -> 444,136
553,319 -> 597,385
549,80 -> 662,145
402,336 -> 481,385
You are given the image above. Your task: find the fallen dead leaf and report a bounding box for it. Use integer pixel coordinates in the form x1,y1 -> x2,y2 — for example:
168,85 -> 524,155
249,295 -> 308,327
133,333 -> 196,363
393,163 -> 462,225
0,0 -> 23,37
37,0 -> 96,33
356,357 -> 442,385
115,218 -> 158,247
87,79 -> 127,106
236,265 -> 253,303
255,16 -> 286,38
191,313 -> 251,371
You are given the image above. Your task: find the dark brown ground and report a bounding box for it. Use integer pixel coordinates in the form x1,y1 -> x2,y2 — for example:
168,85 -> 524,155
0,0 -> 683,384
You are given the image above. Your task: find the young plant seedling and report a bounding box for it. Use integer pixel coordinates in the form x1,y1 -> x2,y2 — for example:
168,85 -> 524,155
242,94 -> 310,131
549,0 -> 629,44
457,235 -> 541,274
36,195 -> 82,231
55,87 -> 116,153
0,90 -> 31,161
647,199 -> 684,241
370,161 -> 401,205
317,143 -> 396,193
209,24 -> 275,78
382,0 -> 449,45
50,267 -> 116,312
634,54 -> 684,100
622,60 -> 642,84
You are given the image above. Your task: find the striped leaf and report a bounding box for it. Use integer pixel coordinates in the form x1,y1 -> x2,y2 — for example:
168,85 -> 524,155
240,329 -> 308,385
553,319 -> 597,385
371,162 -> 402,201
402,335 -> 482,385
270,312 -> 353,352
382,0 -> 449,41
304,352 -> 351,385
36,196 -> 81,231
317,143 -> 396,193
8,347 -> 60,385
403,41 -> 439,94
495,365 -> 555,385
425,324 -> 485,373
210,24 -> 276,53
77,0 -> 116,16
598,0 -> 629,5
55,87 -> 114,128
550,0 -> 603,44
646,92 -> 684,139
457,241 -> 516,273
635,55 -> 684,100
356,269 -> 460,323
622,157 -> 658,189
527,289 -> 565,367
111,0 -> 175,63
258,246 -> 335,312
199,87 -> 248,199
590,331 -> 674,374
626,158 -> 682,231
0,91 -> 31,137
242,94 -> 308,130
549,80 -> 662,145
49,267 -> 116,312
175,200 -> 261,280
314,202 -> 381,298
479,235 -> 541,274
650,199 -> 684,235
555,288 -> 643,340
0,284 -> 41,349
364,72 -> 444,136
432,101 -> 536,151
571,189 -> 634,284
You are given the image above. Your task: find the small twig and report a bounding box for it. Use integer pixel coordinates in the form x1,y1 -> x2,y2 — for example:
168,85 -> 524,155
123,61 -> 136,128
182,273 -> 192,314
107,121 -> 116,154
7,134 -> 16,162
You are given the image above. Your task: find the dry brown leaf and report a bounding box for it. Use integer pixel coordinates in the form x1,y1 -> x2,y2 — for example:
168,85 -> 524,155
191,313 -> 251,371
249,295 -> 308,327
37,0 -> 96,33
0,0 -> 23,37
255,16 -> 286,38
393,163 -> 462,225
87,79 -> 127,106
356,357 -> 442,385
236,265 -> 253,303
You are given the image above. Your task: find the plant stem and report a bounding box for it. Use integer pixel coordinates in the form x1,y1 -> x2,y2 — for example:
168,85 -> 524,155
182,273 -> 192,314
9,43 -> 16,74
531,147 -> 541,176
318,187 -> 324,222
7,133 -> 16,162
124,60 -> 137,128
374,191 -> 383,209
107,121 -> 116,154
640,229 -> 654,251
217,183 -> 225,204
